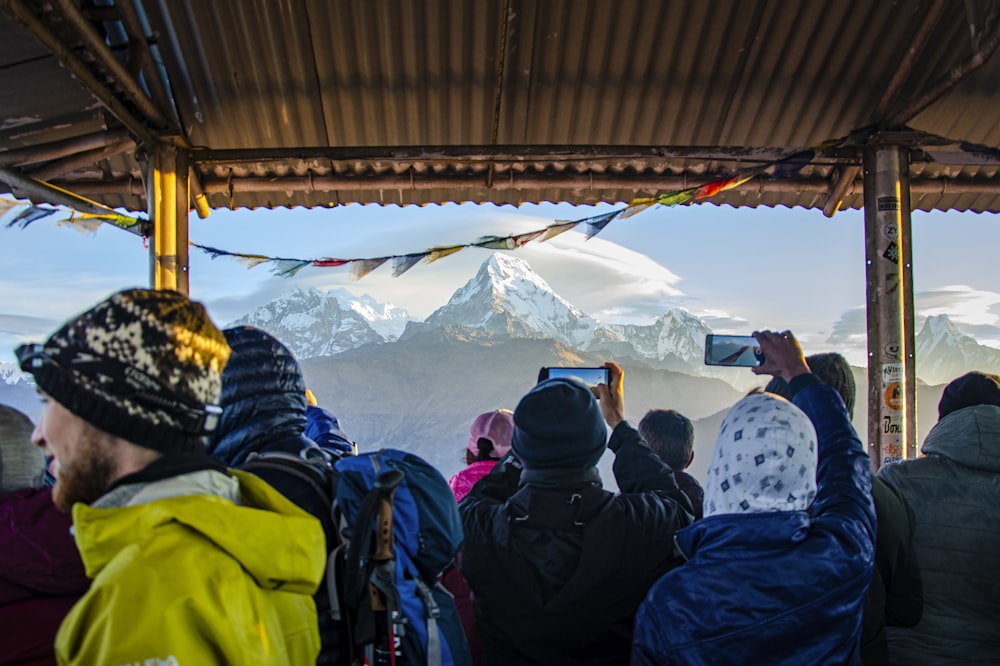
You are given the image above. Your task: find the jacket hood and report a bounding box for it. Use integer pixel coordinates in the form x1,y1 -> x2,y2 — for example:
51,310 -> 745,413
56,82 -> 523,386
209,326 -> 309,465
676,511 -> 811,560
72,470 -> 324,595
921,404 -> 1000,472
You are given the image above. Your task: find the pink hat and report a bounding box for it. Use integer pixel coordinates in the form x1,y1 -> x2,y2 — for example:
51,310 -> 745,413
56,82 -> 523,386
467,409 -> 514,459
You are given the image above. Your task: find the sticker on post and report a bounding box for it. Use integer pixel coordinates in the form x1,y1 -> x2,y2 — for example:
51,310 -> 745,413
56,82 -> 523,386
882,241 -> 899,263
884,382 -> 903,411
882,363 -> 902,382
877,197 -> 900,211
886,273 -> 900,294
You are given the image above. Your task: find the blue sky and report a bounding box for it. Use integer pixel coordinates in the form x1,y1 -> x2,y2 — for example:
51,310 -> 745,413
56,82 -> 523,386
2,199 -> 998,366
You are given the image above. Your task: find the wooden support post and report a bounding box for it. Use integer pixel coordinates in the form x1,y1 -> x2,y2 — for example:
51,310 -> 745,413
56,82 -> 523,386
148,142 -> 190,294
863,142 -> 917,469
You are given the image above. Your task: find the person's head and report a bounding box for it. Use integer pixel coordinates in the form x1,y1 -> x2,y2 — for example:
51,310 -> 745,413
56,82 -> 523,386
937,371 -> 1000,420
466,409 -> 514,464
0,404 -> 45,495
511,377 -> 607,470
765,352 -> 856,419
704,392 -> 818,518
16,288 -> 230,510
208,326 -> 308,460
638,409 -> 694,471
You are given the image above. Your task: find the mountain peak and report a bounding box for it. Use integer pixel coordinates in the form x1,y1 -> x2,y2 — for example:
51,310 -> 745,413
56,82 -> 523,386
920,313 -> 960,337
476,252 -> 555,300
424,252 -> 601,346
915,313 -> 1000,384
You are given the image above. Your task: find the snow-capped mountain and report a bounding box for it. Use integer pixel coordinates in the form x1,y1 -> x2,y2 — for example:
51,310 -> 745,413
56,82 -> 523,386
0,362 -> 32,386
607,309 -> 712,369
226,287 -> 409,359
415,253 -> 619,348
914,314 -> 1000,385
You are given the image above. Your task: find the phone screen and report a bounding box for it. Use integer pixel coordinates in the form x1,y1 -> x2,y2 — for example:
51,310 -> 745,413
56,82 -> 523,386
541,366 -> 609,387
704,334 -> 763,367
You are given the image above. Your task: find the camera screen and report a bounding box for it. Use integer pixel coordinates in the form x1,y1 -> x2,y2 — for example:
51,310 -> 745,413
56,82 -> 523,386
543,367 -> 609,387
704,335 -> 763,367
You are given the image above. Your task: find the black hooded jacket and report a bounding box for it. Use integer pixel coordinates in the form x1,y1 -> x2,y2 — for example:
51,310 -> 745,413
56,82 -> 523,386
458,422 -> 692,666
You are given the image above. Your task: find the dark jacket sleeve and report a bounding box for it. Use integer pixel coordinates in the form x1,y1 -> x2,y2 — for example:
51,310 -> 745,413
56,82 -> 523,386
609,421 -> 694,520
872,476 -> 923,628
789,375 -> 876,546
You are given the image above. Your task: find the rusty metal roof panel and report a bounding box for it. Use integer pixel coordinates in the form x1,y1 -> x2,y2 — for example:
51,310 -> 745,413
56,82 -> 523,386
1,0 -> 999,214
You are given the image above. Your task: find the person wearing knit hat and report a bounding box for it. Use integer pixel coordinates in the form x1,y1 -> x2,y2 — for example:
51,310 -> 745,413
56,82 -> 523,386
634,330 -> 875,666
877,369 -> 1000,664
16,288 -> 326,665
0,403 -> 90,665
458,362 -> 692,665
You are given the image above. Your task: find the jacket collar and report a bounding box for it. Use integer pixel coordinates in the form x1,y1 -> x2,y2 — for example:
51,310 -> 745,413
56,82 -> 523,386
520,466 -> 602,489
72,470 -> 325,594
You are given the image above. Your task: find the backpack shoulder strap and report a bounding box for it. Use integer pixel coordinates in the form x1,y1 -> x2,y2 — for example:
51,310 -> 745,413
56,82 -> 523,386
241,450 -> 334,503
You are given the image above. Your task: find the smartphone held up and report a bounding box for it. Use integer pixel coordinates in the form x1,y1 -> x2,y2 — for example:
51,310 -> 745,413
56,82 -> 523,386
704,334 -> 764,367
538,366 -> 610,388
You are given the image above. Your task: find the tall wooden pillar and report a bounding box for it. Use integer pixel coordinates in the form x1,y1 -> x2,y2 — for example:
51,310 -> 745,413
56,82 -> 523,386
147,141 -> 190,294
863,140 -> 917,469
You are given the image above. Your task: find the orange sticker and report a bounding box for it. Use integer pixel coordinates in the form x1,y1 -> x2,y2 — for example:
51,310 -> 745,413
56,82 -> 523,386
884,382 -> 902,410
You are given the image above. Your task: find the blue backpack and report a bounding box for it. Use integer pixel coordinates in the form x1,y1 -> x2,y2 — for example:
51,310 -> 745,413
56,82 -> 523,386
331,449 -> 472,666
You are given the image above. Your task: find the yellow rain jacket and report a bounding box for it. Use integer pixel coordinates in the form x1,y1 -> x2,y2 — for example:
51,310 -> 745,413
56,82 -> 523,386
56,469 -> 325,665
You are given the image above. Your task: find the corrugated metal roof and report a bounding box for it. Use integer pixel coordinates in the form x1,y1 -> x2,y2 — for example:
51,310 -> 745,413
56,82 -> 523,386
0,0 -> 998,214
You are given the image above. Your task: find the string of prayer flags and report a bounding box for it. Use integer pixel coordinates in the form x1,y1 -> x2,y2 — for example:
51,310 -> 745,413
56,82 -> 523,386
187,151 -> 814,280
6,205 -> 59,228
0,197 -> 145,233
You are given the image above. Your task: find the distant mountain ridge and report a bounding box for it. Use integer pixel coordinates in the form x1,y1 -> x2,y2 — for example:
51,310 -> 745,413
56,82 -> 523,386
226,287 -> 409,357
3,254 -> 1000,481
218,253 -> 1000,389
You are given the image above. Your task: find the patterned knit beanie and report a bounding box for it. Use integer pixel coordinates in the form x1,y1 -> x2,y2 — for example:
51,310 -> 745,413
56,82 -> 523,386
16,289 -> 231,454
0,404 -> 45,494
512,378 -> 607,469
704,392 -> 817,517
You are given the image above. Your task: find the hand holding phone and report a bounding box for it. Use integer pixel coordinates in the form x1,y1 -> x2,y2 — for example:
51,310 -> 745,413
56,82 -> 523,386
538,366 -> 610,387
704,334 -> 765,367
750,330 -> 810,383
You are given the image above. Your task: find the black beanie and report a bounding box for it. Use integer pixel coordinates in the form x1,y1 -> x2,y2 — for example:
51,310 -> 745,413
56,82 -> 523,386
938,371 -> 1000,419
511,377 -> 607,469
16,289 -> 230,454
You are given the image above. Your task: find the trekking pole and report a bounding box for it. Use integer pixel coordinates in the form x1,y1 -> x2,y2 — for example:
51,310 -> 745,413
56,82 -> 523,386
369,469 -> 405,666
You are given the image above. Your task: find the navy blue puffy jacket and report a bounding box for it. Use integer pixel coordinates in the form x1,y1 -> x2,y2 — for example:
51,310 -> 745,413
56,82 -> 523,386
631,379 -> 875,666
